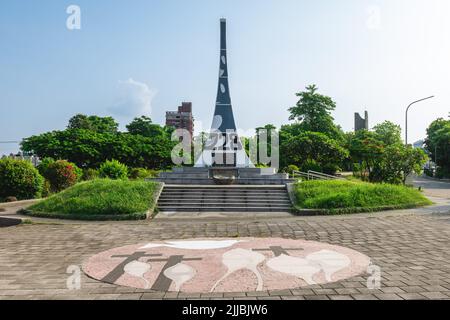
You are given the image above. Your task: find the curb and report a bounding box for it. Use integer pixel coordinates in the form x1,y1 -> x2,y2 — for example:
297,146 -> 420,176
148,182 -> 165,219
292,203 -> 431,216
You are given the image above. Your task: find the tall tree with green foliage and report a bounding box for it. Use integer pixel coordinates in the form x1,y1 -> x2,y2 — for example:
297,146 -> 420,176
68,114 -> 119,134
281,131 -> 348,174
279,85 -> 346,172
288,85 -> 343,140
371,144 -> 427,184
349,126 -> 427,184
126,116 -> 169,138
425,118 -> 450,178
373,121 -> 402,145
347,130 -> 384,179
21,115 -> 176,170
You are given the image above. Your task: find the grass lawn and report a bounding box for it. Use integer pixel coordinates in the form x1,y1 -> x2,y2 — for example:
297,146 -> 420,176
24,179 -> 162,220
293,180 -> 432,215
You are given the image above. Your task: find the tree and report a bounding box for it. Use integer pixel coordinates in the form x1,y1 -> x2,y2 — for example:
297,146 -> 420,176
21,115 -> 176,170
288,85 -> 343,140
68,114 -> 118,134
373,121 -> 402,145
348,130 -> 384,179
425,118 -> 450,177
281,131 -> 349,174
126,116 -> 167,138
348,126 -> 427,184
371,144 -> 427,184
21,129 -> 113,168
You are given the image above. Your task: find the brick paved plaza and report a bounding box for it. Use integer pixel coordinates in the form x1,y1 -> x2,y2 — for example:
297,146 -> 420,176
0,176 -> 449,300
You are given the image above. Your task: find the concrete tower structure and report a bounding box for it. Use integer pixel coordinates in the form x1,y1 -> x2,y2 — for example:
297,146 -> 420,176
195,19 -> 252,168
355,111 -> 369,132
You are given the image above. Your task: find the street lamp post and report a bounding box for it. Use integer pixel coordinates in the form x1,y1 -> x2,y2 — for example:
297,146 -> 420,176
405,96 -> 434,145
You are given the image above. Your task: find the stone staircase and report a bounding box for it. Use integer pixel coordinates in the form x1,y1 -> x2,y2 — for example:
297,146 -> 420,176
157,185 -> 293,213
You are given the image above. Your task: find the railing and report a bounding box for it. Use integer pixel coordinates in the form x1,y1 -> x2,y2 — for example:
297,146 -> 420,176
291,170 -> 343,181
308,170 -> 344,180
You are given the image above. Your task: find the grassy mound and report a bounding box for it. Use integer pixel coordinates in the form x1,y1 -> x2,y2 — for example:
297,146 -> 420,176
25,179 -> 162,220
293,180 -> 432,215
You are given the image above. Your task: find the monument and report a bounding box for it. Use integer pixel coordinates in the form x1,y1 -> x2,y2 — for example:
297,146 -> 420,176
155,19 -> 291,185
354,111 -> 369,132
194,18 -> 252,168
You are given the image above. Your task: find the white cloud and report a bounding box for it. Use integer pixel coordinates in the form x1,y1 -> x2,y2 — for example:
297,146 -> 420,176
109,78 -> 156,117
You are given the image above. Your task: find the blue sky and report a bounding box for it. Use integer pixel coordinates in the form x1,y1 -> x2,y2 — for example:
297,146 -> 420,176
1,0 -> 449,155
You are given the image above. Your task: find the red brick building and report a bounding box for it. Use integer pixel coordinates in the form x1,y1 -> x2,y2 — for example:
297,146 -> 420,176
165,102 -> 194,137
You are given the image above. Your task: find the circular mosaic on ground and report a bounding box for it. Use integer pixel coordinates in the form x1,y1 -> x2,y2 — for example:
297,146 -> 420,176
83,238 -> 371,293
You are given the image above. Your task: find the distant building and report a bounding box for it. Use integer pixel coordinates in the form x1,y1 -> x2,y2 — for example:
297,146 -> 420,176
413,140 -> 425,149
1,152 -> 41,167
355,111 -> 369,132
165,102 -> 194,137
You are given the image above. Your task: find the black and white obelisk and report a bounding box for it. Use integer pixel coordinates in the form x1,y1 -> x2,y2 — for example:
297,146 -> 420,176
195,18 -> 253,168
213,18 -> 236,133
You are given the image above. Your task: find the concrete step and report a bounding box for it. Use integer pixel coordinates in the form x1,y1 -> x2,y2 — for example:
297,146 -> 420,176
159,198 -> 290,203
158,206 -> 292,212
161,191 -> 288,195
158,201 -> 292,206
162,187 -> 287,191
156,184 -> 293,213
159,195 -> 288,199
159,198 -> 290,204
159,195 -> 290,199
161,190 -> 288,194
163,185 -> 287,189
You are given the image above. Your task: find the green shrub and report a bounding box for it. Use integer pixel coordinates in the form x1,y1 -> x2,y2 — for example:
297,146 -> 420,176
352,163 -> 369,181
45,160 -> 81,192
146,169 -> 161,178
300,159 -> 322,173
73,165 -> 83,180
293,180 -> 431,211
42,180 -> 52,198
37,157 -> 55,177
128,168 -> 159,180
283,165 -> 299,175
27,179 -> 161,219
0,158 -> 44,200
82,168 -> 99,181
321,163 -> 340,175
99,160 -> 128,180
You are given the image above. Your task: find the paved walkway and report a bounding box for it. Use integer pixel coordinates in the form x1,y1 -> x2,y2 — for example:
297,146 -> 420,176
0,177 -> 449,300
